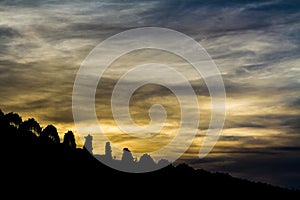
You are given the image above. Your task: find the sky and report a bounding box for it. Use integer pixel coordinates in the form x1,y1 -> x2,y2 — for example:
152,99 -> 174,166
0,0 -> 300,189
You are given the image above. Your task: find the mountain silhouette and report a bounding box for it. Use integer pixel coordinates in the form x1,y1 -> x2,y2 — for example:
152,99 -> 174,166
0,109 -> 299,196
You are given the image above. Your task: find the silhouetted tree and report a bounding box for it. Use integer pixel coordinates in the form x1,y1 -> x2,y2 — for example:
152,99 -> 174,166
105,142 -> 112,160
5,112 -> 22,128
0,110 -> 8,128
84,134 -> 93,153
0,110 -> 5,127
121,148 -> 134,164
63,130 -> 76,149
41,125 -> 60,144
0,110 -> 19,139
139,153 -> 156,169
19,118 -> 41,137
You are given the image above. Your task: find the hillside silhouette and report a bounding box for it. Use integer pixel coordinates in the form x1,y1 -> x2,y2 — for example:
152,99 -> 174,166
0,109 -> 299,196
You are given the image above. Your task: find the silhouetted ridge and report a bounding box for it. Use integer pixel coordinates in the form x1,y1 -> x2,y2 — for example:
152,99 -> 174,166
0,109 -> 299,196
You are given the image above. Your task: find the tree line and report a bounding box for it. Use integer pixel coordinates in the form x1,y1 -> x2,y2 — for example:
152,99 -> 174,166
0,108 -> 299,195
0,109 -> 76,148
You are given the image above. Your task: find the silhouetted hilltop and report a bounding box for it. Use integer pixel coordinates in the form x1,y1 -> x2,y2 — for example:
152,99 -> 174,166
0,109 -> 299,196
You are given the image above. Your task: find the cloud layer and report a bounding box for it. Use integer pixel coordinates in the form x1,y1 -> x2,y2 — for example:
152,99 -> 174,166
0,0 -> 299,189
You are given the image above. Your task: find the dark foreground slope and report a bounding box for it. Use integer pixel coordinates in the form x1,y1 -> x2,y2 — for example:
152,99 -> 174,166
2,134 -> 299,197
0,110 -> 299,197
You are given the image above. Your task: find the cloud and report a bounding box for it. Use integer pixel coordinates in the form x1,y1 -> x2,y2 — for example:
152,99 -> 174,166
0,26 -> 20,38
0,26 -> 21,55
0,0 -> 299,189
186,150 -> 300,189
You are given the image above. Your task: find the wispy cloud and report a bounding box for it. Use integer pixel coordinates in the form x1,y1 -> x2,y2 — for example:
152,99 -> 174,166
0,0 -> 299,188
